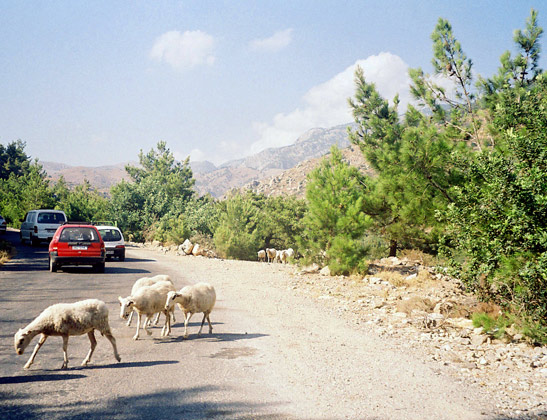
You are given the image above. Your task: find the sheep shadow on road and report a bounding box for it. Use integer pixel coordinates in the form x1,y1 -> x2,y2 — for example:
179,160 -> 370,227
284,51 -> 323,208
78,360 -> 179,370
0,373 -> 87,384
156,332 -> 268,344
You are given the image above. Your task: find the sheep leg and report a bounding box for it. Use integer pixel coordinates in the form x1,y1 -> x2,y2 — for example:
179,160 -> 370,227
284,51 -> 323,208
103,331 -> 121,362
161,310 -> 171,337
153,312 -> 161,326
171,308 -> 176,324
133,312 -> 142,340
24,333 -> 48,370
61,335 -> 69,369
126,310 -> 134,326
183,312 -> 193,338
143,315 -> 152,336
197,313 -> 206,336
82,331 -> 97,366
207,314 -> 213,334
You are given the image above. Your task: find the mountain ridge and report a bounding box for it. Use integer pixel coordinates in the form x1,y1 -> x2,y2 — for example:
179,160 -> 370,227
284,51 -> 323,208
42,122 -> 362,197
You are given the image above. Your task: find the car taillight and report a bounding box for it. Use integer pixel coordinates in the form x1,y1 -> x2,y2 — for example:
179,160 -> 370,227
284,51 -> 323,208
116,245 -> 125,249
34,226 -> 38,233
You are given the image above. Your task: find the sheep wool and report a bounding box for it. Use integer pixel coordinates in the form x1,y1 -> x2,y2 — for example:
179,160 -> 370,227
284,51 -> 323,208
14,299 -> 121,370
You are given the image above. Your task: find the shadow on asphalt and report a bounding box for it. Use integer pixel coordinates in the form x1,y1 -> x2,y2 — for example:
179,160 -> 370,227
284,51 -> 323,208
0,386 -> 293,420
0,373 -> 87,384
79,360 -> 179,370
157,332 -> 268,344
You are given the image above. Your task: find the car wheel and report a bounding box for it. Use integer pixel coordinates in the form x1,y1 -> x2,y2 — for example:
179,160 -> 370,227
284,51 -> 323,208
49,258 -> 58,272
31,235 -> 39,247
119,254 -> 125,262
94,262 -> 105,273
20,233 -> 26,245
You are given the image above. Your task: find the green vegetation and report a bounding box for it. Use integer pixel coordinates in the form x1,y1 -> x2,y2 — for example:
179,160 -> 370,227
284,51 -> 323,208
1,9 -> 547,342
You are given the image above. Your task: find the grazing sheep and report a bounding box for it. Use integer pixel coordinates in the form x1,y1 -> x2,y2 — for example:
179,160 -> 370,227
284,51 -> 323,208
266,248 -> 276,263
165,282 -> 216,338
278,249 -> 288,264
119,280 -> 176,340
14,299 -> 121,370
285,248 -> 294,258
126,274 -> 175,326
257,250 -> 266,262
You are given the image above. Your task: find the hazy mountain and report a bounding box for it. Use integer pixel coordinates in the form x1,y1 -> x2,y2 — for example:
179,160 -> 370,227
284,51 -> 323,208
41,122 -> 361,198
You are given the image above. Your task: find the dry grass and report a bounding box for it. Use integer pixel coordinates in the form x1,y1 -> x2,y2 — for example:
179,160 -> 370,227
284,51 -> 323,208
0,240 -> 15,266
376,269 -> 437,289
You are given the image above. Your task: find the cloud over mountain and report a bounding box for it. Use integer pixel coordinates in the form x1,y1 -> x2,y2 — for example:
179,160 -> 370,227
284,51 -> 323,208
249,52 -> 411,154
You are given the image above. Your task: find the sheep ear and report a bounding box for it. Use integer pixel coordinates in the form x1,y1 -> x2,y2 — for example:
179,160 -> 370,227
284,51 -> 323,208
118,296 -> 124,304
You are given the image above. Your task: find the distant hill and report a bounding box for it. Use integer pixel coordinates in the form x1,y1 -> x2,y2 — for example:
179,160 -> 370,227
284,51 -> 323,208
42,162 -> 132,194
41,122 -> 366,198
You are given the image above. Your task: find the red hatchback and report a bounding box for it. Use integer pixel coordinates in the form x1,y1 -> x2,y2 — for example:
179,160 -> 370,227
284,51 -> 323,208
48,223 -> 106,272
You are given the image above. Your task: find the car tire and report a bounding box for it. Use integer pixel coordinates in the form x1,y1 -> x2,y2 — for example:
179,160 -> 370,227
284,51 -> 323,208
119,254 -> 125,262
94,262 -> 105,273
49,258 -> 58,273
31,235 -> 39,247
20,233 -> 26,245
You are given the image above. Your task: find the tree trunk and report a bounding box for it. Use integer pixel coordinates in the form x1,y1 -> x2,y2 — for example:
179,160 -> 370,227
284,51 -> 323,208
389,239 -> 397,257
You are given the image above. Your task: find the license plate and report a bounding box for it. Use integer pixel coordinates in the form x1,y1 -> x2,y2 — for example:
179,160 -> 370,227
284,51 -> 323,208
106,251 -> 114,255
72,246 -> 88,250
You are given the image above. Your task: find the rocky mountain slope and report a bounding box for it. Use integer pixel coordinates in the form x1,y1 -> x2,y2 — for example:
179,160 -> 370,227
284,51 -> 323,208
41,123 -> 362,198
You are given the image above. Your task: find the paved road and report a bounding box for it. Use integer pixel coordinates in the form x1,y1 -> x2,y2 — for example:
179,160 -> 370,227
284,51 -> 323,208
0,230 -> 289,420
0,229 -> 499,419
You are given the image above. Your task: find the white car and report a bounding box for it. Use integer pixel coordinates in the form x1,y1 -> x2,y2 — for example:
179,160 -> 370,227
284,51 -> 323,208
96,225 -> 125,261
20,209 -> 67,245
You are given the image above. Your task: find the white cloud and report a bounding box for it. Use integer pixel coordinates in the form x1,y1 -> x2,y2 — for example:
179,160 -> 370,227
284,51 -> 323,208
249,29 -> 293,52
150,30 -> 215,70
249,52 -> 411,155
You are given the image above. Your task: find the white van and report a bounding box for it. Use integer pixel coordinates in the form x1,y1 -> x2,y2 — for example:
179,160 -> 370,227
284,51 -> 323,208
20,209 -> 67,246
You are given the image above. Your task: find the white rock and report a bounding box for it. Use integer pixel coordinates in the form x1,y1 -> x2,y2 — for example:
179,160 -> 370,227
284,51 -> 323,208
320,266 -> 331,276
182,238 -> 194,254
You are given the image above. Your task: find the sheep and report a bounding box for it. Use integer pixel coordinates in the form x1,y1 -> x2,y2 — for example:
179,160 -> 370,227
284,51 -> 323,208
266,248 -> 276,263
165,282 -> 216,339
126,274 -> 175,327
257,249 -> 266,262
278,249 -> 288,264
285,248 -> 295,258
118,280 -> 176,340
14,299 -> 121,370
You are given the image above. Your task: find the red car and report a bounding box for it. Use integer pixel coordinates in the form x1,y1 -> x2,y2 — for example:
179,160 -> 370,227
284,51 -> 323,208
48,223 -> 106,272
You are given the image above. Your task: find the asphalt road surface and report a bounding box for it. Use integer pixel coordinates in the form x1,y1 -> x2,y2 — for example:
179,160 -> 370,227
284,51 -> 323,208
0,229 -> 500,419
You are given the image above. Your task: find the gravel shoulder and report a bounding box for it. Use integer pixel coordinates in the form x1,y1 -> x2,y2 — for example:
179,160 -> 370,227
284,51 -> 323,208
132,244 -> 546,419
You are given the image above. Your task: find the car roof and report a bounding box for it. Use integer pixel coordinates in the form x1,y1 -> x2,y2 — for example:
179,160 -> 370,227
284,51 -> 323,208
95,225 -> 121,230
60,223 -> 98,228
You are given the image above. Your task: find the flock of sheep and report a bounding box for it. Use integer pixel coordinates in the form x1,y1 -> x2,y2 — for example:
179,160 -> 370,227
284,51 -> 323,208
257,247 -> 294,264
14,274 -> 216,370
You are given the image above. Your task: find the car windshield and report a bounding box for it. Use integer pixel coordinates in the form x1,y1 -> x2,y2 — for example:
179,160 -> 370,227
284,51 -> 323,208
37,212 -> 66,224
98,229 -> 122,242
59,227 -> 100,243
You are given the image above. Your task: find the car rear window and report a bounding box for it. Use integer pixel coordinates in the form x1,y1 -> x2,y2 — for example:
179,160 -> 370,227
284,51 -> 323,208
37,212 -> 66,224
98,229 -> 122,241
59,227 -> 100,243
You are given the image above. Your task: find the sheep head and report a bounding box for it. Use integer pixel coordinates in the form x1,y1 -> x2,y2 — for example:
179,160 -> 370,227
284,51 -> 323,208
118,296 -> 134,319
14,328 -> 33,355
165,291 -> 180,311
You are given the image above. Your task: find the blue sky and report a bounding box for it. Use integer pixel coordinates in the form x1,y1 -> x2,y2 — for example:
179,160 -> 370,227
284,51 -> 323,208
1,1 -> 546,167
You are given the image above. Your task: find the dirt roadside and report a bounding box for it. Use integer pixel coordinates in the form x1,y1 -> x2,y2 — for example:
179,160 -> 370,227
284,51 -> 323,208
132,243 -> 547,419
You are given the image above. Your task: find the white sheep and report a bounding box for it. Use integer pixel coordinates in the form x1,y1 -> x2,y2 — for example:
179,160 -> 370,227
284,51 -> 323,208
119,280 -> 176,340
257,250 -> 266,262
14,299 -> 121,370
285,248 -> 294,258
278,249 -> 288,264
126,274 -> 175,327
165,282 -> 216,338
266,248 -> 276,263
